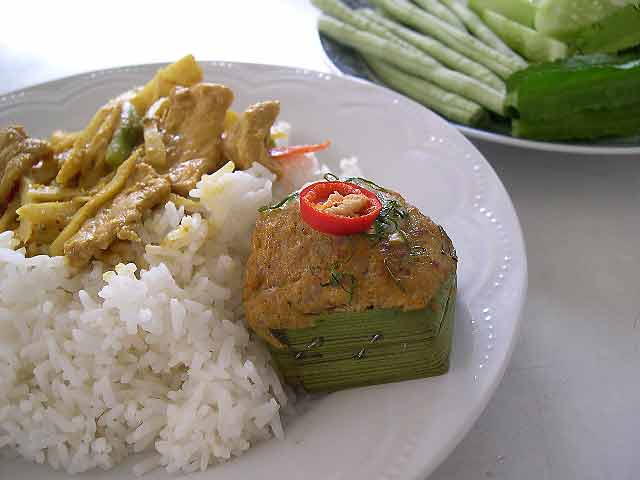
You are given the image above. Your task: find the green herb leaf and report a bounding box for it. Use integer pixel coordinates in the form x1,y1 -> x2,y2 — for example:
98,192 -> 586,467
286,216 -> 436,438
257,192 -> 300,212
321,269 -> 357,303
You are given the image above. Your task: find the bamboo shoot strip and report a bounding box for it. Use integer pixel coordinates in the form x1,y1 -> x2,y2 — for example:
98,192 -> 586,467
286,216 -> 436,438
360,9 -> 505,92
438,0 -> 526,62
318,15 -> 506,114
370,0 -> 526,78
364,55 -> 486,125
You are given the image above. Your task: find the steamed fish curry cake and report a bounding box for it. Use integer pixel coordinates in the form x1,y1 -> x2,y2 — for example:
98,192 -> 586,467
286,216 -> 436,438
244,177 -> 458,392
0,55 -> 331,267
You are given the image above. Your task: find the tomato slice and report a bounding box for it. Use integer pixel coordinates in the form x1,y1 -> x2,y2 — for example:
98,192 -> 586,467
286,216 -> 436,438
299,181 -> 382,236
269,141 -> 331,159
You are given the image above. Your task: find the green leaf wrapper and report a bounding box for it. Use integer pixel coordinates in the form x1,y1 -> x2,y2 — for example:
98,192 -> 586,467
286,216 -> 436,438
267,273 -> 456,392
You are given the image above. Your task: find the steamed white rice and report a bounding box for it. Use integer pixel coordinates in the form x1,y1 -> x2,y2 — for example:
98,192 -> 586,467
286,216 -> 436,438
0,132 -> 362,475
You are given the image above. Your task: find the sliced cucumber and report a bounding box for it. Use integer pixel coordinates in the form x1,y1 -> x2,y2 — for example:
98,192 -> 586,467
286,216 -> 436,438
535,0 -> 624,38
512,104 -> 640,141
506,53 -> 640,119
567,6 -> 640,54
468,0 -> 538,28
481,10 -> 568,63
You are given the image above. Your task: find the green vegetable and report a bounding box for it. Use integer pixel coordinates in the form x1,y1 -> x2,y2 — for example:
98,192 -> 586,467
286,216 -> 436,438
469,0 -> 538,28
364,56 -> 486,125
506,54 -> 640,120
105,102 -> 143,167
512,104 -> 640,140
507,54 -> 640,140
321,269 -> 357,303
535,0 -> 627,39
267,274 -> 456,392
360,9 -> 506,92
413,0 -> 466,31
480,10 -> 568,63
311,0 -> 409,47
439,0 -> 525,62
370,0 -> 527,79
318,15 -> 506,114
258,191 -> 300,212
561,6 -> 640,54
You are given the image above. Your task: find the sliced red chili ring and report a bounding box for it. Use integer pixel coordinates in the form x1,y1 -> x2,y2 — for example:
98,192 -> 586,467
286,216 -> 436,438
299,181 -> 382,236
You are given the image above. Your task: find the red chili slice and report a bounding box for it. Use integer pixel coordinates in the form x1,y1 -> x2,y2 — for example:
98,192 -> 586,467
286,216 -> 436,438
269,141 -> 331,159
299,181 -> 382,236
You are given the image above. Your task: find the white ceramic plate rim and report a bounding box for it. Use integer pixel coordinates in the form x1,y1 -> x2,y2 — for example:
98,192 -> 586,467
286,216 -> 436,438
0,61 -> 528,480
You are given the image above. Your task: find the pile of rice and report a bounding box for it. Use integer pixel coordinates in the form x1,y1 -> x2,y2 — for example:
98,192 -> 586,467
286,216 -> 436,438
0,128 -> 362,475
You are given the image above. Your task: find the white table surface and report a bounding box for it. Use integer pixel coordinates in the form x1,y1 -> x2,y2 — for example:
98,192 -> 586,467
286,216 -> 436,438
2,1 -> 639,479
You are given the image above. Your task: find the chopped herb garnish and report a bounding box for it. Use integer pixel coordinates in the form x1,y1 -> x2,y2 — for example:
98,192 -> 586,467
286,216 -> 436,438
409,245 -> 428,257
322,173 -> 390,193
438,224 -> 458,262
257,191 -> 300,212
383,258 -> 405,292
321,269 -> 356,303
366,198 -> 408,241
343,177 -> 390,193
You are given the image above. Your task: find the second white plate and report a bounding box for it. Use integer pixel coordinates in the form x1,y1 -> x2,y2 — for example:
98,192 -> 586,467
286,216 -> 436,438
316,10 -> 640,156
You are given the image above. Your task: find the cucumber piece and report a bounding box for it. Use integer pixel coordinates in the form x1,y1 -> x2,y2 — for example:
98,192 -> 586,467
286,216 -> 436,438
267,274 -> 456,392
535,0 -> 623,39
512,103 -> 640,141
567,6 -> 640,54
506,54 -> 640,121
481,10 -> 567,63
468,0 -> 538,27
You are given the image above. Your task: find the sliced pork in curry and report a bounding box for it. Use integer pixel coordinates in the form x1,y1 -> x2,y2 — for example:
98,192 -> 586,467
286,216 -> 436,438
223,100 -> 281,173
63,159 -> 170,267
0,126 -> 53,229
162,83 -> 234,195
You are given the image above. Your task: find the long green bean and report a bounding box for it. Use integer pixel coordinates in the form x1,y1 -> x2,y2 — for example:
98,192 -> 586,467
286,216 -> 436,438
318,15 -> 506,114
105,103 -> 143,168
364,55 -> 486,125
370,0 -> 527,78
360,9 -> 505,92
412,0 -> 466,31
311,0 -> 407,47
438,0 -> 526,63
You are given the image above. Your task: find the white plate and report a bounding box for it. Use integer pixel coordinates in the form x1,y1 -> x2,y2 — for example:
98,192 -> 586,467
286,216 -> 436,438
0,62 -> 527,480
